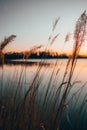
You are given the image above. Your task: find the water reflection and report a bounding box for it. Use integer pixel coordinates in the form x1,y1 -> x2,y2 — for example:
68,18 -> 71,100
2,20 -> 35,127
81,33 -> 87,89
0,60 -> 87,100
4,59 -> 56,66
1,59 -> 87,83
0,59 -> 87,129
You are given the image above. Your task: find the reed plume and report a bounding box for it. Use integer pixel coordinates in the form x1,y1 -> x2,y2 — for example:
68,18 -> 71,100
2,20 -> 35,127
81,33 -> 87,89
0,11 -> 87,130
24,45 -> 43,59
0,35 -> 16,65
73,10 -> 87,58
50,33 -> 60,45
48,17 -> 60,47
0,35 -> 16,51
64,32 -> 71,43
54,10 -> 87,130
52,17 -> 60,32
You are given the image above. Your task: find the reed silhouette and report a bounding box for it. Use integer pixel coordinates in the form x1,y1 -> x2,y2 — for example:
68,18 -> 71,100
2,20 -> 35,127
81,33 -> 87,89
0,11 -> 87,130
0,35 -> 16,65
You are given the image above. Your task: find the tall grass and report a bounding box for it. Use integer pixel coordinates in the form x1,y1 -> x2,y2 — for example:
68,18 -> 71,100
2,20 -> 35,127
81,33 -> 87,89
0,35 -> 16,65
0,11 -> 87,130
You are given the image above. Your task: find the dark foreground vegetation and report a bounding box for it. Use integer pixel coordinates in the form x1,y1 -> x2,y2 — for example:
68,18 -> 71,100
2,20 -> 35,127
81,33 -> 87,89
0,11 -> 87,130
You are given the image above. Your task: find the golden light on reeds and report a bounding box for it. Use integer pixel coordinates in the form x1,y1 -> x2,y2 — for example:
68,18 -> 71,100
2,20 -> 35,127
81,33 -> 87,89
72,10 -> 87,59
54,10 -> 87,130
0,11 -> 87,130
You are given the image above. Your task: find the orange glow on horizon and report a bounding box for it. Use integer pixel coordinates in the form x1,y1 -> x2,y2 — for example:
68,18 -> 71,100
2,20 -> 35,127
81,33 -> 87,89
4,44 -> 87,57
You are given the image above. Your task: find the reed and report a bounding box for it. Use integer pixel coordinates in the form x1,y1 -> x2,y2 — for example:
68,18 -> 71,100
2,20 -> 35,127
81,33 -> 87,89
0,35 -> 16,65
0,11 -> 87,130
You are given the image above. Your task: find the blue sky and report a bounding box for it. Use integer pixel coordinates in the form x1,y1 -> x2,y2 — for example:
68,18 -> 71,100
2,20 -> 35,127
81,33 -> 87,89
0,0 -> 87,53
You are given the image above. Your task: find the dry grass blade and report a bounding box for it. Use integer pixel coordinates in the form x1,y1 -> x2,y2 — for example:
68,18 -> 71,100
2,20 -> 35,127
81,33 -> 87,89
0,35 -> 16,51
64,32 -> 71,43
50,33 -> 60,45
52,17 -> 60,32
53,10 -> 87,130
24,45 -> 43,59
0,11 -> 87,130
73,10 -> 87,58
0,50 -> 4,65
48,35 -> 52,42
0,35 -> 16,65
70,10 -> 87,77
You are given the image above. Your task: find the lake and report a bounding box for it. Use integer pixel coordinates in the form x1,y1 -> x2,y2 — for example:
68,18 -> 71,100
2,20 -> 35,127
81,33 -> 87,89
1,59 -> 87,105
1,58 -> 87,89
0,59 -> 87,129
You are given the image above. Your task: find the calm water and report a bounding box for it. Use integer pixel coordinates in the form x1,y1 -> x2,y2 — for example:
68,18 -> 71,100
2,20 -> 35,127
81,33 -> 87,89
0,59 -> 87,101
1,59 -> 87,84
0,59 -> 87,129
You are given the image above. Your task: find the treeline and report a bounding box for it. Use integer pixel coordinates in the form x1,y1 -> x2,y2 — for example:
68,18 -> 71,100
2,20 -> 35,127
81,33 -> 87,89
4,51 -> 87,60
4,51 -> 68,59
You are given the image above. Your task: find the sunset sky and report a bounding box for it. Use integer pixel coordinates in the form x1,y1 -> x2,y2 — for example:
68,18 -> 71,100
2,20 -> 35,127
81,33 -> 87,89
0,0 -> 87,54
